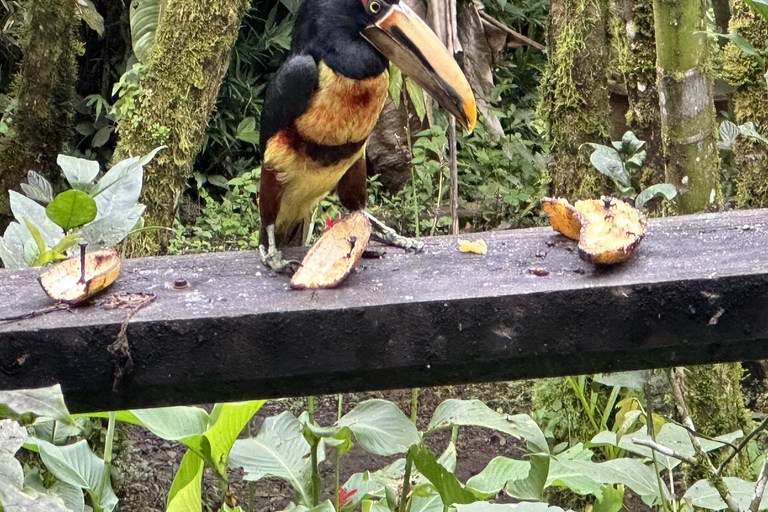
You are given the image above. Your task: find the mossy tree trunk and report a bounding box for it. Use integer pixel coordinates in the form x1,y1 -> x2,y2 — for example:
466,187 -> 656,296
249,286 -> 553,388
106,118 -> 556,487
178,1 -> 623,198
721,0 -> 768,208
652,0 -> 719,213
615,0 -> 665,190
536,0 -> 612,198
114,0 -> 248,255
0,0 -> 81,231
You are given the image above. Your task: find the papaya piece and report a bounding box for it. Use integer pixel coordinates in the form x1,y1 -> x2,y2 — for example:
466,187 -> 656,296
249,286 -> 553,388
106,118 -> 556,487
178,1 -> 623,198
573,197 -> 647,265
291,211 -> 372,289
38,248 -> 121,303
543,196 -> 647,265
542,197 -> 583,240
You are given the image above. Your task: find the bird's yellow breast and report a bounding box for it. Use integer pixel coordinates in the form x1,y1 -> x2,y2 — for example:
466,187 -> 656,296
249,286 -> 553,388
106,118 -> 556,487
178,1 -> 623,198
263,63 -> 389,235
294,62 -> 389,146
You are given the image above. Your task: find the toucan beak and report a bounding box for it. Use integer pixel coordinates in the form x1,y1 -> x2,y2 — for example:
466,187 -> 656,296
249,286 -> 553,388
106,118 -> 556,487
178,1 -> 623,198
362,3 -> 476,132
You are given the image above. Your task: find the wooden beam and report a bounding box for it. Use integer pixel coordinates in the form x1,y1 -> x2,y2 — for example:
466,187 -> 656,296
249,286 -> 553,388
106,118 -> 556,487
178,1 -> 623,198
1,209 -> 767,413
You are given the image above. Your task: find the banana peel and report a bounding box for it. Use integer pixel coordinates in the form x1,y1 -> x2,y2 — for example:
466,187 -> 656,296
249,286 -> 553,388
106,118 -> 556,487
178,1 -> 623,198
542,196 -> 647,265
291,211 -> 372,289
38,248 -> 121,303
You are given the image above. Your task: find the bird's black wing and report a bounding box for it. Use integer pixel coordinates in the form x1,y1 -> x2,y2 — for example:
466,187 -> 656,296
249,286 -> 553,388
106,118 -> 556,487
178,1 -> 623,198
259,54 -> 319,154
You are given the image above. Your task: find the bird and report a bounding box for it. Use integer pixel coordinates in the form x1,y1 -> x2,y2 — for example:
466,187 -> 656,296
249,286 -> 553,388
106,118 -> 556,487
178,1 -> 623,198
257,0 -> 477,272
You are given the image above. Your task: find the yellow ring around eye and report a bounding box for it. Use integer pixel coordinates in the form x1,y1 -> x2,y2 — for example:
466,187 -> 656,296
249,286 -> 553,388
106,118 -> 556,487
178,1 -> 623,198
369,1 -> 380,13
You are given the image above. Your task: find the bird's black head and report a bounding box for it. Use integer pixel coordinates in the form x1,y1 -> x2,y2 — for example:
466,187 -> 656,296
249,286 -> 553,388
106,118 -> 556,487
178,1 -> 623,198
291,0 -> 477,130
290,0 -> 395,79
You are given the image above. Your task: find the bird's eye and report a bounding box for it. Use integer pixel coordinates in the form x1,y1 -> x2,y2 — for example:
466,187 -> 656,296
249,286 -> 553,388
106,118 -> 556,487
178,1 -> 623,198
368,1 -> 381,13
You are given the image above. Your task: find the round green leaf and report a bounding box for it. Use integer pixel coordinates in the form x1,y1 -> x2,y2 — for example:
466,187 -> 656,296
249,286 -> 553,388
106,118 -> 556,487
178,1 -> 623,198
46,190 -> 98,231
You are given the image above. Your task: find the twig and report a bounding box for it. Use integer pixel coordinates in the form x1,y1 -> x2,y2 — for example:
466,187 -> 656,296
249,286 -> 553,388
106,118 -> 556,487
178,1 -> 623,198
0,302 -> 76,323
719,415 -> 768,475
668,368 -> 744,512
750,456 -> 768,512
645,377 -> 674,512
632,438 -> 696,464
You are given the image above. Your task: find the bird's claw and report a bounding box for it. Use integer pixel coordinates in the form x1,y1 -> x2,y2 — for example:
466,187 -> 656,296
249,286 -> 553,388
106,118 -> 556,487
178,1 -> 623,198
259,245 -> 301,274
364,211 -> 425,252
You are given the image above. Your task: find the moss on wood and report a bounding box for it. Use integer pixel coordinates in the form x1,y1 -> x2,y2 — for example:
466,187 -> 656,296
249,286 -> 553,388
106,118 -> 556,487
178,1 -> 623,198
114,0 -> 249,255
0,0 -> 81,230
536,0 -> 612,199
722,0 -> 768,208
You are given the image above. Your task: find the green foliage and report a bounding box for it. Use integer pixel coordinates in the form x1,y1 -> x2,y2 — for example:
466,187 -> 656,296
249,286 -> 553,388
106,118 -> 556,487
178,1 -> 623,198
168,168 -> 261,253
582,131 -> 677,208
0,385 -> 117,511
0,147 -> 162,268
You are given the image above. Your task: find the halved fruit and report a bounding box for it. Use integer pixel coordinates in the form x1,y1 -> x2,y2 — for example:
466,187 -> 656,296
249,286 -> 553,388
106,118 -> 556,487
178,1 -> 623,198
291,211 -> 372,289
543,196 -> 647,265
39,248 -> 121,303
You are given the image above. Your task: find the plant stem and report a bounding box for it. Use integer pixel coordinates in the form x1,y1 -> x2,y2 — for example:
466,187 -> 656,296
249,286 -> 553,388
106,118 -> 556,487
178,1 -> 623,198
404,93 -> 418,237
307,395 -> 320,506
399,450 -> 414,512
566,376 -> 598,431
335,393 -> 343,511
410,388 -> 419,424
448,116 -> 458,235
96,411 -> 116,512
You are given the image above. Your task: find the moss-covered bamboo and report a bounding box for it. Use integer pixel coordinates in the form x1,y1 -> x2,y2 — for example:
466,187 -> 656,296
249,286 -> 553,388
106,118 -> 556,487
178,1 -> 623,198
616,0 -> 665,189
652,0 -> 718,213
722,0 -> 768,208
536,0 -> 612,198
0,0 -> 81,230
114,0 -> 248,255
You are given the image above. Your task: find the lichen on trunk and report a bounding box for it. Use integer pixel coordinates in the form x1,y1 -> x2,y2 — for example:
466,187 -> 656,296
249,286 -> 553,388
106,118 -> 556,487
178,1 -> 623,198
615,0 -> 665,190
0,0 -> 81,231
114,0 -> 249,255
721,0 -> 768,208
652,0 -> 719,213
536,0 -> 612,199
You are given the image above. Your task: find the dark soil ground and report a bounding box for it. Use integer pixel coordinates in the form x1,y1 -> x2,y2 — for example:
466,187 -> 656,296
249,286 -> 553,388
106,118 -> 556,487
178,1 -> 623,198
111,381 -> 534,512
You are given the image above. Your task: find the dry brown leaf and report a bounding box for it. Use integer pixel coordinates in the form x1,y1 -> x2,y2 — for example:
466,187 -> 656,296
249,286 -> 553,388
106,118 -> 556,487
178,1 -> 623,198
291,211 -> 372,289
38,248 -> 121,303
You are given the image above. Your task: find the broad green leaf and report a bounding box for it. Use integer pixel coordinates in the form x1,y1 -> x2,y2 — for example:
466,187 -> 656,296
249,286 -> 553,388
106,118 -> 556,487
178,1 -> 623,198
130,0 -> 161,63
93,160 -> 143,218
716,32 -> 764,60
167,450 -> 204,511
57,155 -> 100,190
0,384 -> 74,425
745,0 -> 768,21
547,457 -> 667,504
684,477 -> 768,511
719,120 -> 741,148
21,170 -> 54,204
30,418 -> 82,446
203,400 -> 264,474
46,190 -> 98,231
52,231 -> 81,254
466,456 -> 530,498
341,472 -> 387,512
428,400 -> 548,454
94,146 -> 163,196
9,190 -> 64,246
131,406 -> 210,442
92,126 -> 113,148
583,144 -> 624,182
594,484 -> 624,512
405,78 -> 426,122
739,121 -> 768,146
0,480 -> 72,512
505,453 -> 548,501
362,498 -> 391,512
593,371 -> 648,390
589,431 -> 617,447
338,400 -> 419,456
456,502 -> 570,512
0,231 -> 27,269
410,486 -> 443,512
229,411 -> 314,508
410,444 -> 476,506
0,419 -> 26,491
80,205 -> 145,246
23,219 -> 46,257
437,441 -> 457,472
237,117 -> 260,145
309,500 -> 336,512
37,439 -> 118,511
635,184 -> 677,209
388,63 -> 403,107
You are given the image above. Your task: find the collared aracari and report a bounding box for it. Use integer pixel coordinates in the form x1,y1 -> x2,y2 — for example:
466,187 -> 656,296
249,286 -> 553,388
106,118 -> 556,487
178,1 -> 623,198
258,0 -> 477,272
